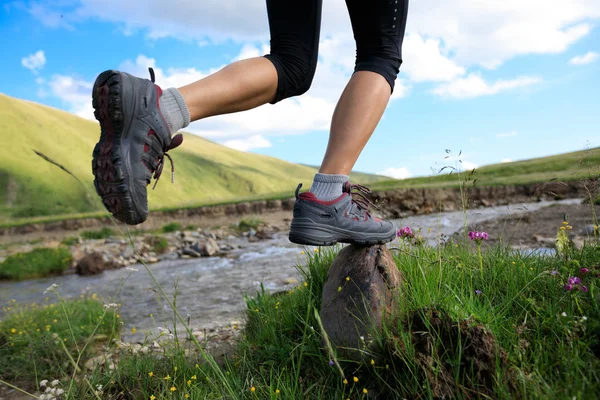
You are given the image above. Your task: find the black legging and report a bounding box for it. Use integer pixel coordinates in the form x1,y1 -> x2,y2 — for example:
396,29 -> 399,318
263,0 -> 409,104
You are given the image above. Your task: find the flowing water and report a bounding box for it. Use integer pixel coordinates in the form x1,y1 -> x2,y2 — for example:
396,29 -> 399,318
0,198 -> 580,342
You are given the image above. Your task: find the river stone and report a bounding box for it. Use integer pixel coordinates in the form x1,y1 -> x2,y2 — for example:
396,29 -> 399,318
76,252 -> 118,276
320,244 -> 403,362
192,238 -> 220,257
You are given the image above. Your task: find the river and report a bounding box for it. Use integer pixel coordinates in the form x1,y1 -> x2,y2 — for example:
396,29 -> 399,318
0,198 -> 580,342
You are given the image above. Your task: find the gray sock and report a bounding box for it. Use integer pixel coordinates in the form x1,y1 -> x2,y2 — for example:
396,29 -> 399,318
309,173 -> 349,201
159,87 -> 191,134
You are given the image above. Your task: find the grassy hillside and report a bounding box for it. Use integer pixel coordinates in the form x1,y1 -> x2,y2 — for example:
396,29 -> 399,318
0,93 -> 388,223
369,146 -> 600,192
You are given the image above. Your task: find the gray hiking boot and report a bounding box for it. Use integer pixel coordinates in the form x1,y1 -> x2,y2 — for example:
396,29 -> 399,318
91,68 -> 183,225
288,182 -> 396,246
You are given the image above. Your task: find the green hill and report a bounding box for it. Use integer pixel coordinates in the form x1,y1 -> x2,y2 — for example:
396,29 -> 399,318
368,146 -> 600,192
0,93 -> 388,224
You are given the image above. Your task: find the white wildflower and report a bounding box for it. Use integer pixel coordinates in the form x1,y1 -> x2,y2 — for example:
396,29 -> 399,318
582,316 -> 588,321
55,389 -> 64,396
96,384 -> 103,391
51,379 -> 60,387
40,379 -> 48,387
43,284 -> 58,295
103,303 -> 118,309
126,267 -> 139,272
562,312 -> 567,317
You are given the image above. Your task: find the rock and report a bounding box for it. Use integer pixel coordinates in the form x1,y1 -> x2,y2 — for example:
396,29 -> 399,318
84,354 -> 112,370
181,247 -> 201,258
255,229 -> 273,240
121,247 -> 135,259
248,236 -> 259,243
581,225 -> 599,236
76,252 -> 118,276
159,252 -> 180,261
320,244 -> 403,362
192,238 -> 220,257
282,277 -> 299,285
248,229 -> 257,237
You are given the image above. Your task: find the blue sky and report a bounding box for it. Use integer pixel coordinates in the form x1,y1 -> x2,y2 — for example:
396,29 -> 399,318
1,0 -> 599,179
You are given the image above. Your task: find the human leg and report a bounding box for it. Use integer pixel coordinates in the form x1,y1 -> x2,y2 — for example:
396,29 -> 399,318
91,0 -> 322,225
319,0 -> 409,176
289,0 -> 409,246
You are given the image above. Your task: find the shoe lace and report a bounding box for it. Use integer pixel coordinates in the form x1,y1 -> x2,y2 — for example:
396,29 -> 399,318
147,67 -> 184,190
344,182 -> 379,214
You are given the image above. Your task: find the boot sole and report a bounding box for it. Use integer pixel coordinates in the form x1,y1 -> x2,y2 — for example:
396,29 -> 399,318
91,70 -> 145,225
288,220 -> 397,247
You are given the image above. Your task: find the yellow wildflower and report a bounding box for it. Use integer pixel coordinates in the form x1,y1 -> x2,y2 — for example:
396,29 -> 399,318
314,248 -> 319,253
303,282 -> 308,287
343,379 -> 348,385
185,395 -> 189,399
370,359 -> 375,365
251,386 -> 256,392
131,327 -> 136,334
10,328 -> 16,334
170,386 -> 176,392
187,380 -> 191,386
191,375 -> 197,380
164,375 -> 171,380
337,286 -> 342,292
148,372 -> 153,377
363,388 -> 368,394
301,251 -> 305,255
276,389 -> 280,394
353,376 -> 358,383
346,276 -> 350,281
53,319 -> 57,323
150,396 -> 155,400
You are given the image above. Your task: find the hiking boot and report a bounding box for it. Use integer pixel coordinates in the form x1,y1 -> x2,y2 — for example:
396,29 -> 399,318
91,68 -> 183,225
288,182 -> 396,246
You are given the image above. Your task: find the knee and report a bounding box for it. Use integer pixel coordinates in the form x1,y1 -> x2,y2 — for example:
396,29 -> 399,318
265,41 -> 318,103
355,54 -> 402,93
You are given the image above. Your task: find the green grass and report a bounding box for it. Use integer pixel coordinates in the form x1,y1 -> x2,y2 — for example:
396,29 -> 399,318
0,295 -> 119,385
0,93 -> 385,224
161,222 -> 182,233
235,217 -> 265,233
0,247 -> 72,281
2,221 -> 599,399
80,227 -> 115,240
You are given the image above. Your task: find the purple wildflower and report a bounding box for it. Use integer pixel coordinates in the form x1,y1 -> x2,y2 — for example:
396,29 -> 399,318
580,268 -> 590,274
468,231 -> 489,243
568,277 -> 582,285
551,270 -> 559,275
475,290 -> 482,295
329,360 -> 334,366
564,276 -> 589,293
397,226 -> 414,238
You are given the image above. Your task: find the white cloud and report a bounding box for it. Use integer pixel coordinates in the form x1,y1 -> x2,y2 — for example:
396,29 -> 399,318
460,161 -> 478,171
30,0 -> 599,72
496,130 -> 518,138
432,74 -> 542,99
401,34 -> 465,82
569,51 -> 599,65
377,167 -> 412,180
222,135 -> 272,152
21,50 -> 46,73
47,74 -> 95,120
501,158 -> 513,163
